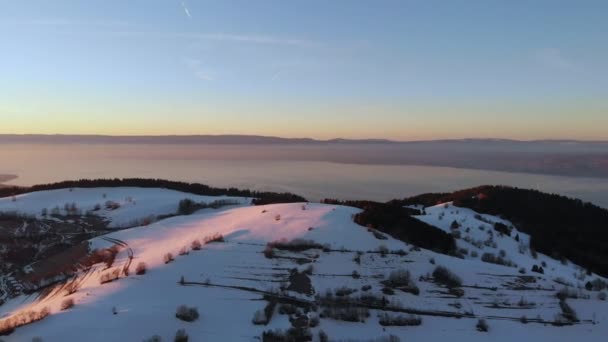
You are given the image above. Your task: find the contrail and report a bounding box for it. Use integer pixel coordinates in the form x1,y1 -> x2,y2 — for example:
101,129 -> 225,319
181,2 -> 192,19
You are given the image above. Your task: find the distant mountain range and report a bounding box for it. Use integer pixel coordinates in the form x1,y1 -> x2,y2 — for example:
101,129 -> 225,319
2,135 -> 608,179
0,134 -> 607,145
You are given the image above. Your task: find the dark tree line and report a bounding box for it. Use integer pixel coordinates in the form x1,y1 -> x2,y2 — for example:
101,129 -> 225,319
395,185 -> 608,277
0,178 -> 306,205
322,199 -> 456,255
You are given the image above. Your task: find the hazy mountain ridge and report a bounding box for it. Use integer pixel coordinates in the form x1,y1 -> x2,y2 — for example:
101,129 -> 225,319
2,135 -> 608,179
1,134 -> 607,146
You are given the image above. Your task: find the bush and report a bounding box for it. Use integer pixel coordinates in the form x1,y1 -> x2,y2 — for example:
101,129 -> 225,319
335,287 -> 357,297
262,328 -> 312,342
448,287 -> 465,297
598,292 -> 607,301
143,336 -> 163,342
476,318 -> 489,332
320,307 -> 370,322
556,287 -> 588,301
135,262 -> 147,275
178,199 -> 197,215
263,245 -> 275,259
386,269 -> 413,287
178,246 -> 189,256
100,269 -> 120,284
174,329 -> 188,342
191,239 -> 202,250
383,269 -> 420,295
481,252 -> 515,267
559,301 -> 578,322
204,233 -> 225,244
432,266 -> 462,288
278,304 -> 298,315
378,313 -> 422,326
164,252 -> 174,264
61,298 -> 75,311
175,305 -> 199,322
267,238 -> 323,252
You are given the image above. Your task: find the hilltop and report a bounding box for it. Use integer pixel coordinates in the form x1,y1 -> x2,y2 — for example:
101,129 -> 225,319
0,182 -> 607,341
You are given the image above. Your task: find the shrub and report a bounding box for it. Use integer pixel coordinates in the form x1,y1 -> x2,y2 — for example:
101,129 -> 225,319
598,292 -> 607,301
204,233 -> 225,244
320,307 -> 370,322
178,199 -> 197,215
335,287 -> 357,297
361,285 -> 372,291
481,252 -> 515,267
476,318 -> 489,332
263,245 -> 275,259
278,304 -> 298,315
164,252 -> 174,264
494,222 -> 511,236
531,265 -> 544,274
387,269 -> 413,287
191,239 -> 202,250
378,313 -> 422,326
105,201 -> 121,210
174,329 -> 188,342
377,245 -> 389,257
135,262 -> 147,275
100,269 -> 120,284
353,252 -> 362,264
351,270 -> 360,279
178,246 -> 189,256
262,328 -> 312,342
448,287 -> 465,297
143,335 -> 163,342
559,301 -> 578,322
382,287 -> 395,295
61,298 -> 75,311
175,305 -> 199,322
556,287 -> 588,301
267,238 -> 323,252
432,266 -> 462,288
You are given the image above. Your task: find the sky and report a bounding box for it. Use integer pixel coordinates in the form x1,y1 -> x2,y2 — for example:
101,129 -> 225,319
0,0 -> 607,140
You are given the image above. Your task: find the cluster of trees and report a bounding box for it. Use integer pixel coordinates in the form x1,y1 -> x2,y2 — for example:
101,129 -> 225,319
346,201 -> 456,255
397,185 -> 608,277
0,178 -> 306,206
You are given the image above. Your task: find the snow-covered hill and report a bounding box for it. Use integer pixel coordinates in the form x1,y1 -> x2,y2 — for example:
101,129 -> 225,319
1,189 -> 607,341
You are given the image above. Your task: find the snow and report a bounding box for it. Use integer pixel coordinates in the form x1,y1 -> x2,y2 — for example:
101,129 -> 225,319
0,187 -> 249,228
1,189 -> 607,341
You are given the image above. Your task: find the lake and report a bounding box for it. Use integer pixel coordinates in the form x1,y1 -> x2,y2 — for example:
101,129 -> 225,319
1,144 -> 608,208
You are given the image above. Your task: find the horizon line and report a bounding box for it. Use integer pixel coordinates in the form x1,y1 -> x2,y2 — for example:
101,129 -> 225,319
0,133 -> 607,144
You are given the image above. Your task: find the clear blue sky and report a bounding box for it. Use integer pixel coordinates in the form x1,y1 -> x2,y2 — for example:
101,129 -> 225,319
1,0 -> 606,140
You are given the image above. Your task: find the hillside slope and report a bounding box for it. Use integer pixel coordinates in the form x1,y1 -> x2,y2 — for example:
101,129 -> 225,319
0,188 -> 607,341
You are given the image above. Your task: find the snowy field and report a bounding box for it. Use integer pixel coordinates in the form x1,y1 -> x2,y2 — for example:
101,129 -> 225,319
0,188 -> 607,341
